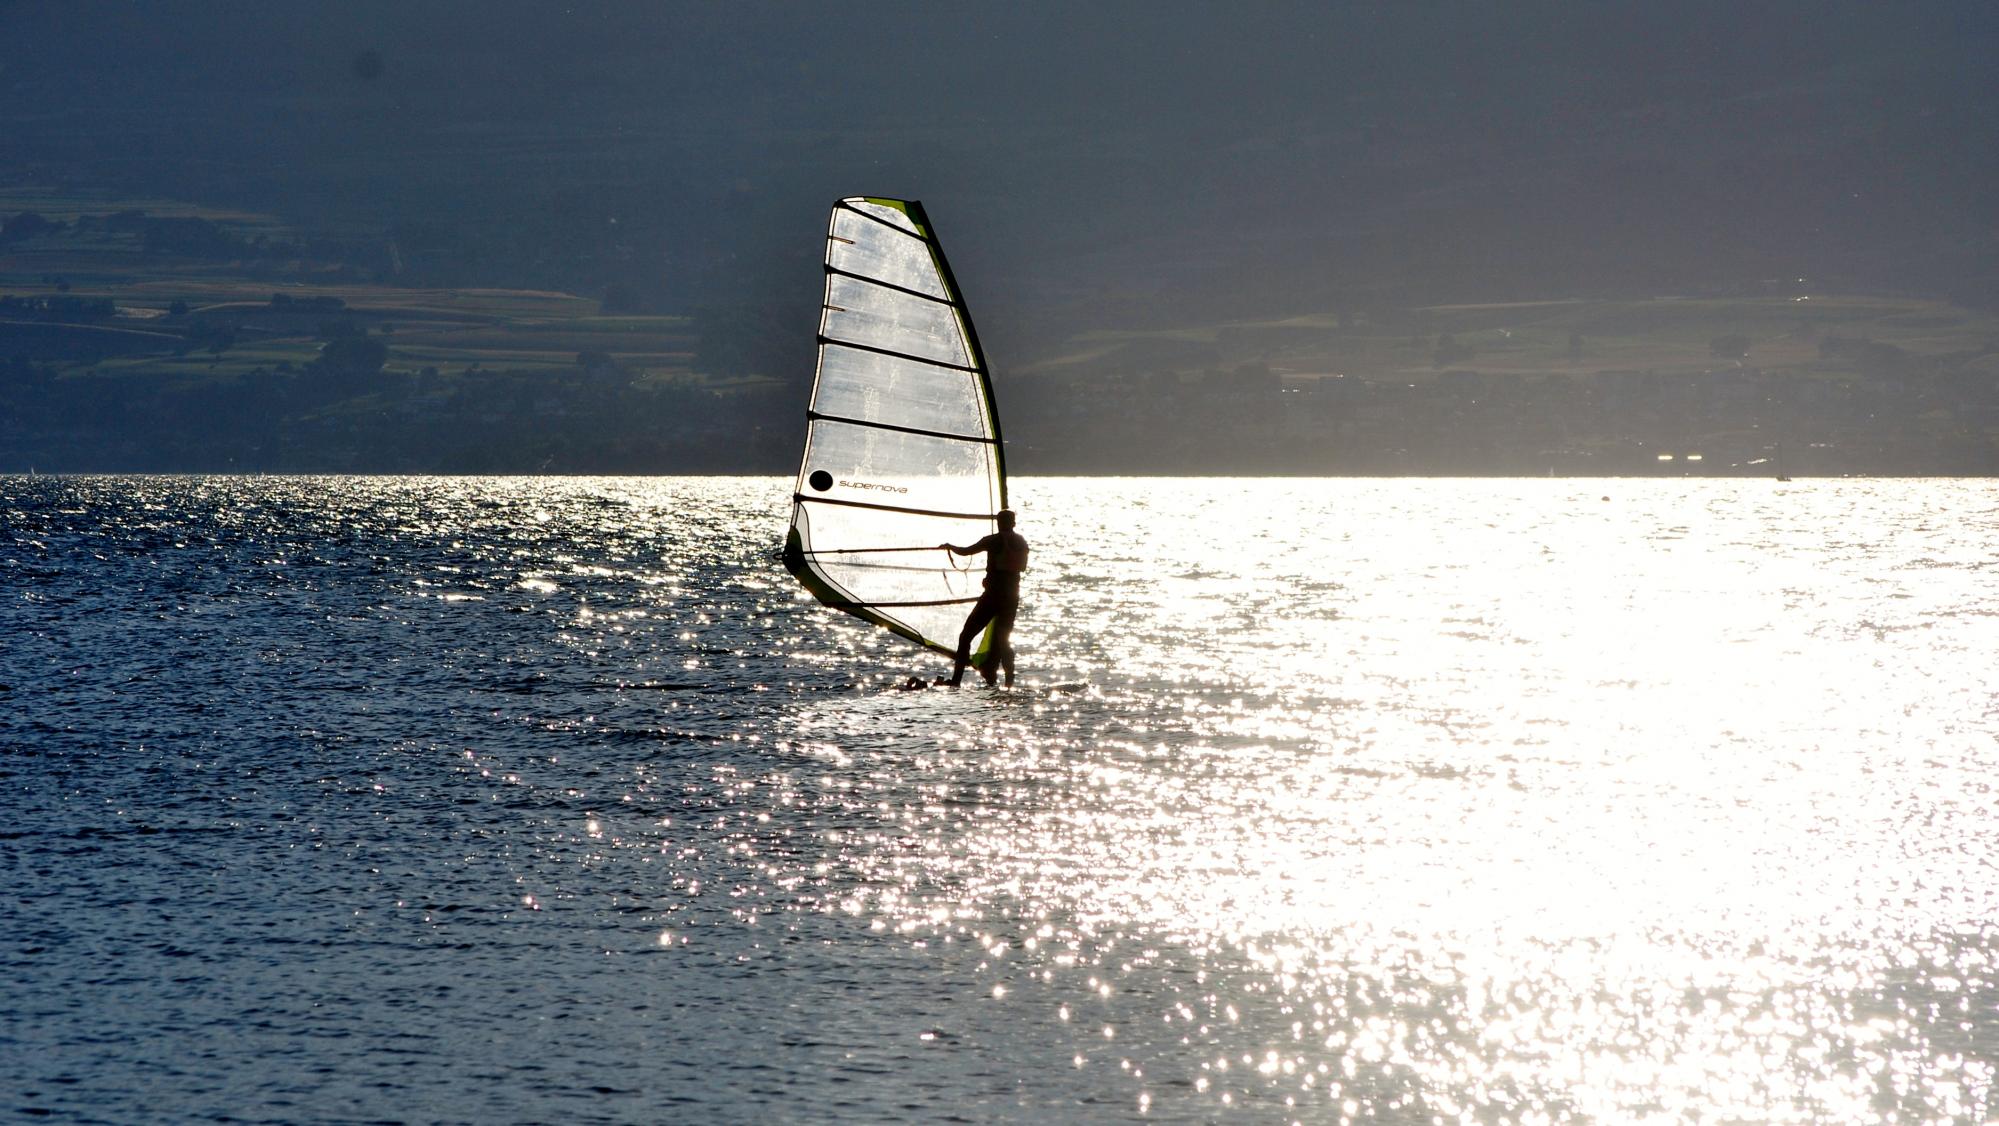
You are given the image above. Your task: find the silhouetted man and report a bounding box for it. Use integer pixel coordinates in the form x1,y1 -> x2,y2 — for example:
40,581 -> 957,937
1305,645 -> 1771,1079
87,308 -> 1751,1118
941,509 -> 1027,686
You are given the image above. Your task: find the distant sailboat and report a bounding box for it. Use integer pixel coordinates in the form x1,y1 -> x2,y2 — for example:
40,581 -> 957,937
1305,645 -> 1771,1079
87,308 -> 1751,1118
782,197 -> 1007,663
1775,441 -> 1791,482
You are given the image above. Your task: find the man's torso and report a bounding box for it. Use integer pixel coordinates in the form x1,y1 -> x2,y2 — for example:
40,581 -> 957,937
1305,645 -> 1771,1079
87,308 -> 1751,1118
981,530 -> 1029,574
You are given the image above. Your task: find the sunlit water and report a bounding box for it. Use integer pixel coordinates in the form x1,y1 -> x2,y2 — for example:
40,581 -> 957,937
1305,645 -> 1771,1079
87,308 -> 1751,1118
3,475 -> 1996,1124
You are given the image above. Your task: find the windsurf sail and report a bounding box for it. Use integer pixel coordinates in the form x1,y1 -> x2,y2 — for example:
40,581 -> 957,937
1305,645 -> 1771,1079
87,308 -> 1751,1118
783,196 -> 1007,658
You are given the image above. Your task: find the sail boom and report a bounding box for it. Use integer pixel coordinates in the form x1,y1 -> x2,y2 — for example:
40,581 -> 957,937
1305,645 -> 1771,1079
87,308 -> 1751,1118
817,597 -> 981,609
797,545 -> 949,555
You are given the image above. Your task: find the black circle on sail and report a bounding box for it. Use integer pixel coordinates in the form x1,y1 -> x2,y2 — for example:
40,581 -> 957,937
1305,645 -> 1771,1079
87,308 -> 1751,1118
808,470 -> 834,492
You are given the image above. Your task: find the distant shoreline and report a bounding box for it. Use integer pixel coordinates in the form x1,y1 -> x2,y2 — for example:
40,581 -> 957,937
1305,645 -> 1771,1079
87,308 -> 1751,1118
6,198 -> 1996,479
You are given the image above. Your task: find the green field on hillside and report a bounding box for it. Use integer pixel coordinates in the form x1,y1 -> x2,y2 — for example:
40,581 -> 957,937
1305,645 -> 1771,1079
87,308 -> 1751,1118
1,190 -> 704,384
1034,294 -> 1999,386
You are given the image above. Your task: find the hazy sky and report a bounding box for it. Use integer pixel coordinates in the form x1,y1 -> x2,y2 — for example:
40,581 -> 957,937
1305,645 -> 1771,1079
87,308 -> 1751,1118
5,1 -> 1996,331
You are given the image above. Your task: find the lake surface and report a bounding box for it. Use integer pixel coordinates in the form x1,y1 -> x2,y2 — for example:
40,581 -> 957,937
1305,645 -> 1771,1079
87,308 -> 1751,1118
3,475 -> 1996,1124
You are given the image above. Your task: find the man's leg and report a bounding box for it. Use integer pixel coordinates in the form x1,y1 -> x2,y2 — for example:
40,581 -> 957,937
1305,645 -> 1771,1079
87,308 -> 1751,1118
950,597 -> 998,687
983,598 -> 1017,686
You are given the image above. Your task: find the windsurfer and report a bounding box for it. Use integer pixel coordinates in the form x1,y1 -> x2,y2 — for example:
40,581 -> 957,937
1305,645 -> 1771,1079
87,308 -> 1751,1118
941,509 -> 1027,686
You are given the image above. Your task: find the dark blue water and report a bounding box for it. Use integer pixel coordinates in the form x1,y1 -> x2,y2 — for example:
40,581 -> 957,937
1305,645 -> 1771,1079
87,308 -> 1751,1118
6,475 -> 1997,1123
2,476 -> 990,1123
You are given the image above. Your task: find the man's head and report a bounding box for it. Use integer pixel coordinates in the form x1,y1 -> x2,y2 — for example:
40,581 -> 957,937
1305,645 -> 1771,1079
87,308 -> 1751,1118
996,509 -> 1017,530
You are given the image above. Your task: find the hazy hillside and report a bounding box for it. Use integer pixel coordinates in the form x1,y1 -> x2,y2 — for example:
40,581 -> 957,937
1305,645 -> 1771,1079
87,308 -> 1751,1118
4,194 -> 1994,474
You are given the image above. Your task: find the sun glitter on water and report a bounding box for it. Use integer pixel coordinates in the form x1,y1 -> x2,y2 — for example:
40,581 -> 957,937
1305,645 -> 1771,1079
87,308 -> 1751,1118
803,477 -> 1999,1122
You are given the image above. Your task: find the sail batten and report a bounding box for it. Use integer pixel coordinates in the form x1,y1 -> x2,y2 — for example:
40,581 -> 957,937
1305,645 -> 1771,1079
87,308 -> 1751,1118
805,410 -> 998,445
823,266 -> 958,306
793,493 -> 995,521
815,337 -> 982,374
835,199 -> 925,237
784,196 -> 1005,658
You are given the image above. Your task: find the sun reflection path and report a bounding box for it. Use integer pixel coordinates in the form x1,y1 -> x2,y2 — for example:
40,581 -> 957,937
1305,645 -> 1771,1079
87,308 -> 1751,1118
786,478 -> 1999,1123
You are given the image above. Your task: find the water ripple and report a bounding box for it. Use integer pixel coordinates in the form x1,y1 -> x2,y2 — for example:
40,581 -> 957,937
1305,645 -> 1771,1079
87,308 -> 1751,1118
2,475 -> 1996,1122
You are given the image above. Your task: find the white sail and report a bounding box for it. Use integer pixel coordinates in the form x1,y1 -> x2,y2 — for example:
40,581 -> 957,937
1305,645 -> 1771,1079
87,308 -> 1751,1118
783,197 -> 1007,656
